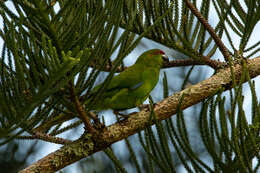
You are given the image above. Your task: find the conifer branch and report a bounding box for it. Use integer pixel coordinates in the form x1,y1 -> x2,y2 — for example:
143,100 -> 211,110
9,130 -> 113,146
162,57 -> 224,69
20,56 -> 260,173
18,132 -> 72,145
69,81 -> 96,134
184,0 -> 231,61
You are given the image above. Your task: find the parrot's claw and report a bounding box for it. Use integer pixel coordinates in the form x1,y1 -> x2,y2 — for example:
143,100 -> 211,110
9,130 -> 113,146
113,110 -> 138,121
113,110 -> 129,118
89,112 -> 105,129
138,103 -> 157,110
93,118 -> 105,130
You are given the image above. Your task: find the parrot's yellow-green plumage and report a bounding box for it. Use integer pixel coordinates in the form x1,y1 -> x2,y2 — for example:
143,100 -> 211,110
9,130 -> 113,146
86,49 -> 168,111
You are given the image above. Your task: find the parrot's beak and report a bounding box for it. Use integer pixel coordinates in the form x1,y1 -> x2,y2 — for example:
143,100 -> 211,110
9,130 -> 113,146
162,54 -> 169,66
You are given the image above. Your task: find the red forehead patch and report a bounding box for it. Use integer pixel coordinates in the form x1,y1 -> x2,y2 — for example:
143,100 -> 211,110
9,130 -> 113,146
159,50 -> 165,54
152,50 -> 165,55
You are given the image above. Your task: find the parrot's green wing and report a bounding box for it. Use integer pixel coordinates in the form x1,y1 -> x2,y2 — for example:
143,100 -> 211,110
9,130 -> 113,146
92,64 -> 144,93
88,67 -> 160,110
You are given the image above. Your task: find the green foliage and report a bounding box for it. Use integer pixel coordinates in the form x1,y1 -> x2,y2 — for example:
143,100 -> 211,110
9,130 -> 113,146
0,0 -> 165,143
0,0 -> 259,172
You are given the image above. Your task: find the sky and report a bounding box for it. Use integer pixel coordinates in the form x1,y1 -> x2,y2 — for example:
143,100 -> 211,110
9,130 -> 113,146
0,1 -> 259,172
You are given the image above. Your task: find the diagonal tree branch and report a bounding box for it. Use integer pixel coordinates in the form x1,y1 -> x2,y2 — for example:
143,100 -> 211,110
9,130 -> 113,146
20,56 -> 260,173
184,0 -> 231,61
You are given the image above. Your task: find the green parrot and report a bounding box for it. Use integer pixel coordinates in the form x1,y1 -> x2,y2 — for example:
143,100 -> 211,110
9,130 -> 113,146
86,49 -> 168,111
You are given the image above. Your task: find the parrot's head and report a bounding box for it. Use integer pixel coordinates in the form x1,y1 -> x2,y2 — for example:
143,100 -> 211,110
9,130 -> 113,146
136,49 -> 169,68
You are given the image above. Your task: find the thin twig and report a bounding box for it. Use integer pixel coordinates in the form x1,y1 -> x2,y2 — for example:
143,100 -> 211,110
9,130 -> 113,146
69,81 -> 96,134
184,0 -> 231,61
163,57 -> 224,69
18,132 -> 72,145
50,120 -> 82,136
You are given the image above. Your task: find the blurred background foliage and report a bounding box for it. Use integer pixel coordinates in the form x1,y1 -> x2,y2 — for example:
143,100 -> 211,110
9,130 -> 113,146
0,0 -> 259,172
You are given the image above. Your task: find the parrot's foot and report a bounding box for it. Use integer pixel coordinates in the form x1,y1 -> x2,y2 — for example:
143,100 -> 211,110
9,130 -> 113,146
113,110 -> 139,121
93,118 -> 105,130
138,103 -> 157,110
113,110 -> 129,118
89,112 -> 105,129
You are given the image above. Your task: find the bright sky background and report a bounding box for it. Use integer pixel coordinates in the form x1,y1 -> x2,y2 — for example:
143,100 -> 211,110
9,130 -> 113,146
0,1 -> 259,172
